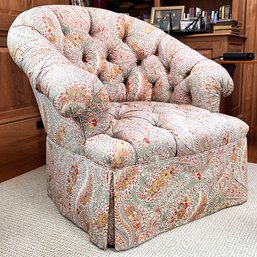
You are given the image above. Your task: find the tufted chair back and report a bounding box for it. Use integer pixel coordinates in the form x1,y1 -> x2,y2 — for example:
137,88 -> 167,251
8,6 -> 233,118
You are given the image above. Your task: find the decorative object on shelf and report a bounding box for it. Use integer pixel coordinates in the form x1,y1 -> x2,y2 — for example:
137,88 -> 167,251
184,12 -> 207,31
71,0 -> 106,8
180,19 -> 194,30
150,6 -> 184,31
171,11 -> 211,36
71,0 -> 89,6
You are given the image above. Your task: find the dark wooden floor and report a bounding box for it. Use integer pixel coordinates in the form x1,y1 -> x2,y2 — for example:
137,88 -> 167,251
248,127 -> 257,163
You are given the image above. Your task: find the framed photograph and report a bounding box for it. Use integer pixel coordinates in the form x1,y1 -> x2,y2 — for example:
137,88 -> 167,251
150,6 -> 185,31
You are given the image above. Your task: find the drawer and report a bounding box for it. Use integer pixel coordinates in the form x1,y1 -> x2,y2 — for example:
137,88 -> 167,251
0,116 -> 46,182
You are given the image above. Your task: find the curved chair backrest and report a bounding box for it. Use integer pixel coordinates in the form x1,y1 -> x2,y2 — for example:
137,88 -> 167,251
8,5 -> 233,115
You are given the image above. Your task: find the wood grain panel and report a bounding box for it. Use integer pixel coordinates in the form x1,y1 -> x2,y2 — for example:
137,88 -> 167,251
0,1 -> 29,12
0,0 -> 69,181
0,14 -> 18,31
182,39 -> 220,58
0,48 -> 39,116
0,117 -> 46,182
248,127 -> 257,163
232,0 -> 247,35
154,0 -> 161,7
181,34 -> 228,58
31,0 -> 70,7
0,1 -> 30,30
194,49 -> 213,59
249,0 -> 257,127
226,42 -> 244,119
0,30 -> 7,47
242,0 -> 257,126
251,67 -> 257,127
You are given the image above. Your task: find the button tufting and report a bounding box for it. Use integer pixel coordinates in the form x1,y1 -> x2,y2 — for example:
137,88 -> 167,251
184,70 -> 190,78
123,77 -> 128,86
82,54 -> 87,63
137,59 -> 142,66
106,55 -> 111,62
170,85 -> 174,93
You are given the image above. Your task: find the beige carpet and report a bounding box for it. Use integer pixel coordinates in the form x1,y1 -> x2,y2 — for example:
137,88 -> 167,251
0,164 -> 257,257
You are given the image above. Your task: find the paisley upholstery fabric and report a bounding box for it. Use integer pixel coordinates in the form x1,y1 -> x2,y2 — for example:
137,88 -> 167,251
8,5 -> 248,251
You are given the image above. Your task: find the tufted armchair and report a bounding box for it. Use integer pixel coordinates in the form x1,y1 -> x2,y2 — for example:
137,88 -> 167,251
8,5 -> 249,251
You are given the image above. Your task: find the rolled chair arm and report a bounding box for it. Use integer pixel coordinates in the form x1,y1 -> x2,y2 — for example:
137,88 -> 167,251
171,59 -> 233,112
158,36 -> 233,113
8,24 -> 109,118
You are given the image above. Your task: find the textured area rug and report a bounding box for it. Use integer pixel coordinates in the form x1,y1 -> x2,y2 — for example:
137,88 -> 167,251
0,164 -> 257,257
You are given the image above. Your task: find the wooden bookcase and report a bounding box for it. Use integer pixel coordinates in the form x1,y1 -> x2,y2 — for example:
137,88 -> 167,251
154,0 -> 246,34
0,0 -> 70,182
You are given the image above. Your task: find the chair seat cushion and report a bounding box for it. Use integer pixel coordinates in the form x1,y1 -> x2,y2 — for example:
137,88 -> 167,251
84,102 -> 248,168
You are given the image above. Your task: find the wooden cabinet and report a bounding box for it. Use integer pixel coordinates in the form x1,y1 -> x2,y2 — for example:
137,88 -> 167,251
0,0 -> 70,182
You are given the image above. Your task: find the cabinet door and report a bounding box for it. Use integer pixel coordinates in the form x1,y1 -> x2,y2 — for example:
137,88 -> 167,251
0,1 -> 46,182
0,38 -> 46,182
0,1 -> 41,135
0,1 -> 30,30
182,36 -> 223,59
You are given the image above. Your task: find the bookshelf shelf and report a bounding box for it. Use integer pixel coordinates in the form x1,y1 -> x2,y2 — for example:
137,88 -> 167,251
181,33 -> 246,38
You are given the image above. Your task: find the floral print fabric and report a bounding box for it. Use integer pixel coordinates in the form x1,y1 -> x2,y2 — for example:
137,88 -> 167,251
47,135 -> 248,250
8,5 -> 233,115
8,5 -> 248,251
112,137 -> 248,250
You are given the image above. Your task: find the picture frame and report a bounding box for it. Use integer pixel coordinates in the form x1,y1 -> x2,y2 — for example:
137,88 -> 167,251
150,6 -> 185,31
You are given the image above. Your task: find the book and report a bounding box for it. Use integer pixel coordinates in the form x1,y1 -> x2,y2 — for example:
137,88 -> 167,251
218,5 -> 232,21
213,24 -> 238,30
212,29 -> 240,35
224,5 -> 231,19
215,19 -> 238,25
188,7 -> 202,19
221,5 -> 225,19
